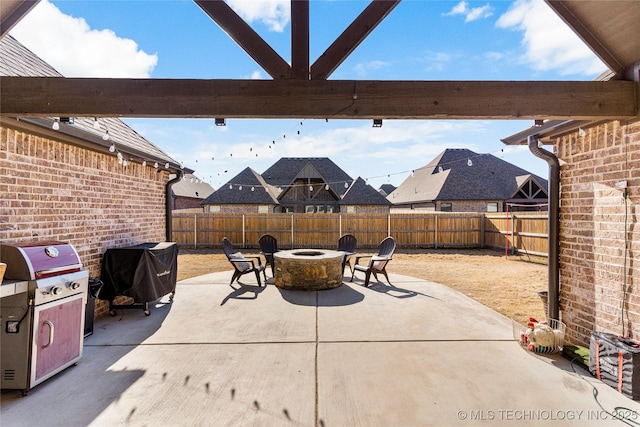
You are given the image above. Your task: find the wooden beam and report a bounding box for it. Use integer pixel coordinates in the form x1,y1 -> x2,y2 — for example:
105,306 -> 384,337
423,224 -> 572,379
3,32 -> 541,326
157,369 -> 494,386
545,0 -> 624,77
311,0 -> 401,80
1,77 -> 636,120
290,0 -> 309,80
194,0 -> 290,79
0,0 -> 40,37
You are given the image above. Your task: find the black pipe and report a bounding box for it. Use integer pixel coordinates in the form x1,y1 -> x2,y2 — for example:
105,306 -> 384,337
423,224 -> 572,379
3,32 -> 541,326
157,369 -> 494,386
165,170 -> 184,242
528,134 -> 560,320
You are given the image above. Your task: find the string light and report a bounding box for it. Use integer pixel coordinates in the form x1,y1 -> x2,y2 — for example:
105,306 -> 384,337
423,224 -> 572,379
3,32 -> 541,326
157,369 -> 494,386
52,118 -> 60,130
93,117 -> 101,130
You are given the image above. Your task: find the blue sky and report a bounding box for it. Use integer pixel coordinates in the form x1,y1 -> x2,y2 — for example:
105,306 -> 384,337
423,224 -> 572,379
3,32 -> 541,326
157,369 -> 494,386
10,0 -> 607,188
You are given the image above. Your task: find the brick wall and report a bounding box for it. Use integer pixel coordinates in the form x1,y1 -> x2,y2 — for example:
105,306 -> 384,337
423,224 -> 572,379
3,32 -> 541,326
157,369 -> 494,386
1,125 -> 170,318
555,119 -> 640,346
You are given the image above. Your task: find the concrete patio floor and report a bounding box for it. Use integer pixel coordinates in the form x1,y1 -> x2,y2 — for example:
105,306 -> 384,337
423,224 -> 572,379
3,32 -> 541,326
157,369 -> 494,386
3,270 -> 640,426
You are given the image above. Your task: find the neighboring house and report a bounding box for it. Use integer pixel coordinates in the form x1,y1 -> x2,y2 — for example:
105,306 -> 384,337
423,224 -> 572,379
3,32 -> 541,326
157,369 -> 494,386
202,157 -> 391,214
0,35 -> 183,318
387,148 -> 548,212
378,184 -> 396,197
170,173 -> 214,210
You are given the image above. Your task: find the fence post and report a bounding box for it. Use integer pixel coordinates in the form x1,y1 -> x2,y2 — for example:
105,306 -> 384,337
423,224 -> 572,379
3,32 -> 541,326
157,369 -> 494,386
194,214 -> 197,249
388,214 -> 391,237
480,213 -> 485,248
435,214 -> 438,249
339,214 -> 342,237
291,214 -> 294,249
242,214 -> 246,248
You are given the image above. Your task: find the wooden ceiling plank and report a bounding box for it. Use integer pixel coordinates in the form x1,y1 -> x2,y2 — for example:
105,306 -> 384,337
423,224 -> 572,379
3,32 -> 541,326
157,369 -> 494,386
194,0 -> 290,79
291,0 -> 309,80
1,77 -> 636,120
0,0 -> 40,37
311,0 -> 401,80
545,0 -> 624,77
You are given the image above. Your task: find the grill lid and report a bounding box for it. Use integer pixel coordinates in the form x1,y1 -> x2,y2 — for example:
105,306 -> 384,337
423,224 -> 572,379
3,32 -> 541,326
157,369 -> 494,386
0,241 -> 82,280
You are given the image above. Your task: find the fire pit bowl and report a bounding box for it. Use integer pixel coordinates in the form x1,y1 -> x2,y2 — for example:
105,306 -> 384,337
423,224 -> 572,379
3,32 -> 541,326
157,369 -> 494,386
274,249 -> 344,291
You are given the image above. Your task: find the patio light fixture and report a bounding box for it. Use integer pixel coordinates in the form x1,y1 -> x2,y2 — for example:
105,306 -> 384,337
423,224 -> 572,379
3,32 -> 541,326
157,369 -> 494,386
372,119 -> 383,127
215,118 -> 226,126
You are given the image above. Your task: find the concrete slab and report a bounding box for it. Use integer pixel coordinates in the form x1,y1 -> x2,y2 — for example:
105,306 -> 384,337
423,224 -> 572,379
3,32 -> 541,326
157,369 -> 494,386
3,271 -> 640,426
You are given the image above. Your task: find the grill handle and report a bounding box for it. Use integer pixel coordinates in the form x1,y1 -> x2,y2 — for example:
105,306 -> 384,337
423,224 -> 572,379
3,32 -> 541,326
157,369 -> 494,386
42,320 -> 55,349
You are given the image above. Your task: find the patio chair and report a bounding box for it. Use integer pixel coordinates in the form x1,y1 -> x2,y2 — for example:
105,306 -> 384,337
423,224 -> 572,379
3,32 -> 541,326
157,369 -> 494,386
337,233 -> 357,275
350,236 -> 396,287
222,237 -> 266,287
258,234 -> 279,276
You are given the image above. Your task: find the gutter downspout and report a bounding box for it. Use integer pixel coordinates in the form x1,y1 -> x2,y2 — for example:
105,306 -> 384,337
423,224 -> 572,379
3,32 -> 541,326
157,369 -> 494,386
528,134 -> 560,321
166,170 -> 184,242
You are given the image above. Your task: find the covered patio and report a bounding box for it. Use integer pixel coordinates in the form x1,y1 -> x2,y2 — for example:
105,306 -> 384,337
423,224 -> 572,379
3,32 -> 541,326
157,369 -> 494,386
3,271 -> 640,426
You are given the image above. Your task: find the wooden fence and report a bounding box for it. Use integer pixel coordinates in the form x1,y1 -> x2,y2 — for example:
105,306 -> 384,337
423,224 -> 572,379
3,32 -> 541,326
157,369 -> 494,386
172,212 -> 549,257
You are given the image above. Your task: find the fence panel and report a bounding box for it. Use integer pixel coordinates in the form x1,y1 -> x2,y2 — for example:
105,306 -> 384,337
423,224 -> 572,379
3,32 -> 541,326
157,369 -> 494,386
172,211 -> 549,256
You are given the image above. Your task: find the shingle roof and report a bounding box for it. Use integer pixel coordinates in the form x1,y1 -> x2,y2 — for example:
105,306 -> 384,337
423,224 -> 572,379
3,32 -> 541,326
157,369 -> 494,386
388,148 -> 548,204
171,174 -> 215,199
341,177 -> 392,205
378,184 -> 396,197
261,158 -> 353,198
201,167 -> 280,205
0,35 -> 179,168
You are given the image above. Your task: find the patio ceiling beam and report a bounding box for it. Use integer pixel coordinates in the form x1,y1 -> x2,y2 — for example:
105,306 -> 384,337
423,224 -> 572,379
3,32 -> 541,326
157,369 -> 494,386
290,0 -> 309,80
311,0 -> 401,80
194,0 -> 290,79
1,77 -> 636,120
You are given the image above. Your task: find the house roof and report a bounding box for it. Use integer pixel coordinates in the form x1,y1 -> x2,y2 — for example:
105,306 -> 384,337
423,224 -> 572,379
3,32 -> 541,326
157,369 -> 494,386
261,158 -> 353,198
170,173 -> 215,200
378,184 -> 396,197
202,157 -> 387,207
388,148 -> 548,205
201,167 -> 280,205
0,35 -> 180,171
341,177 -> 391,205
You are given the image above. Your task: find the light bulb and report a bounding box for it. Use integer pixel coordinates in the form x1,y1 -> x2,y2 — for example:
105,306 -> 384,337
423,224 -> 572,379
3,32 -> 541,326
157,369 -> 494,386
165,163 -> 170,169
117,152 -> 123,161
142,160 -> 147,167
325,184 -> 329,190
251,186 -> 255,192
123,159 -> 129,166
229,184 -> 233,190
467,159 -> 473,167
93,118 -> 100,130
239,185 -> 242,191
154,162 -> 159,169
309,186 -> 313,191
52,120 -> 60,130
109,144 -> 116,153
102,131 -> 109,141
344,182 -> 349,188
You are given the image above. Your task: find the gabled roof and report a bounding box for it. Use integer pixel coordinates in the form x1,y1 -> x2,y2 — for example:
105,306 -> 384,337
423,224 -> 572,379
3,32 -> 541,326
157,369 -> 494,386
171,174 -> 214,200
378,184 -> 396,197
388,148 -> 548,205
261,158 -> 353,198
0,35 -> 180,170
341,177 -> 391,205
201,167 -> 280,205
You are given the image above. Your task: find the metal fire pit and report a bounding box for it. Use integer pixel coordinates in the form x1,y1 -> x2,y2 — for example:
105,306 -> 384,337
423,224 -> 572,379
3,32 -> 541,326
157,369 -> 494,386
273,249 -> 343,291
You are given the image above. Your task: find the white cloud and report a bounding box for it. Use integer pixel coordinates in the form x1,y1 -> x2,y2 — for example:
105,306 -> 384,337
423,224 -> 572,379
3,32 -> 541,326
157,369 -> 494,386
227,0 -> 290,32
9,0 -> 157,78
353,60 -> 390,77
445,1 -> 493,23
496,0 -> 606,76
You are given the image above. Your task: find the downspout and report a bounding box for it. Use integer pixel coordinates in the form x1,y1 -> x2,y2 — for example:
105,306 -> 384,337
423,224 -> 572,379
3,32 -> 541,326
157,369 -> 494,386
528,134 -> 560,320
166,170 -> 184,242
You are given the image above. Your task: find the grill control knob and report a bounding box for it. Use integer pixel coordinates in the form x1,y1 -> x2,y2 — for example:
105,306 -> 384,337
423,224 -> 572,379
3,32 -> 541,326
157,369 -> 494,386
68,282 -> 80,290
50,286 -> 63,295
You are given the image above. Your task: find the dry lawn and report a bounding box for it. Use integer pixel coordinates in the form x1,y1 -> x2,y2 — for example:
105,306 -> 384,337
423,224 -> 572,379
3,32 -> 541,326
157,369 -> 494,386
177,247 -> 548,322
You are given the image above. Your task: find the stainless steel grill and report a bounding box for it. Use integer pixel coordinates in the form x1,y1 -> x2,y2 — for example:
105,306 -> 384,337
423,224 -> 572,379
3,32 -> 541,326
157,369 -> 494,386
1,241 -> 88,394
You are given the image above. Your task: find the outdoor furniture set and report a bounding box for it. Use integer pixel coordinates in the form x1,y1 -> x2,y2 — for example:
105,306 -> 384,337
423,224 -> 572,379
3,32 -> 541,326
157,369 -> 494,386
222,234 -> 396,289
